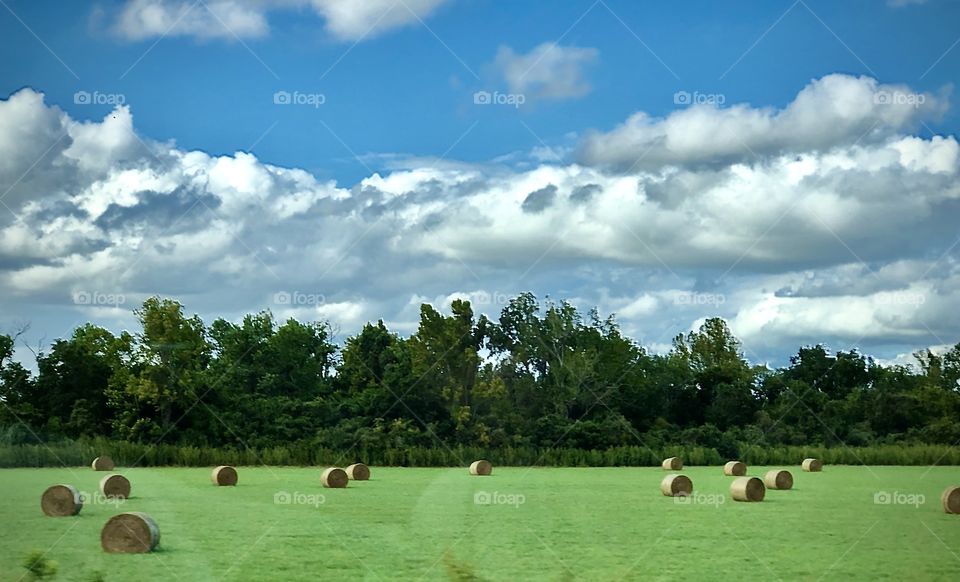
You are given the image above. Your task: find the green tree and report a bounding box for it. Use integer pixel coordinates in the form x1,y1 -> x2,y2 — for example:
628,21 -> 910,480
107,297 -> 210,442
408,300 -> 488,440
0,332 -> 36,434
670,318 -> 757,429
33,325 -> 122,437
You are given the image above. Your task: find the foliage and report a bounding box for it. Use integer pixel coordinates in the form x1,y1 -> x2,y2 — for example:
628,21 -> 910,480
21,550 -> 57,580
1,294 -> 959,464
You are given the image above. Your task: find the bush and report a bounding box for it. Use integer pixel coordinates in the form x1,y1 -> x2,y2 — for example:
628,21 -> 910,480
1,437 -> 958,468
22,550 -> 57,580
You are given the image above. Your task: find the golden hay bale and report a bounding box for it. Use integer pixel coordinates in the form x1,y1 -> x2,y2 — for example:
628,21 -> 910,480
661,457 -> 682,470
346,463 -> 370,480
211,465 -> 238,486
763,470 -> 794,490
723,461 -> 747,476
942,486 -> 960,514
101,512 -> 160,553
99,474 -> 131,499
91,456 -> 115,471
321,467 -> 349,488
802,458 -> 823,472
469,460 -> 493,476
730,477 -> 765,502
40,484 -> 83,517
660,474 -> 693,497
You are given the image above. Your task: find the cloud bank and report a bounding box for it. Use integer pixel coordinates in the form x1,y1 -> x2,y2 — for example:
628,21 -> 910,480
1,73 -> 957,363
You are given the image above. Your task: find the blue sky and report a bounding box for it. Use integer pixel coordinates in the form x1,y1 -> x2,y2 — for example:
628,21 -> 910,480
4,0 -> 958,180
1,0 -> 960,367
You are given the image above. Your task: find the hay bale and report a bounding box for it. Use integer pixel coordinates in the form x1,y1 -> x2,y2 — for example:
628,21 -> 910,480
763,470 -> 794,490
99,474 -> 131,499
660,474 -> 693,497
346,463 -> 370,480
40,484 -> 83,517
661,457 -> 682,470
101,512 -> 160,553
723,461 -> 747,476
730,477 -> 765,502
91,456 -> 115,471
469,460 -> 493,476
942,486 -> 960,514
321,467 -> 348,488
211,465 -> 238,486
802,458 -> 823,472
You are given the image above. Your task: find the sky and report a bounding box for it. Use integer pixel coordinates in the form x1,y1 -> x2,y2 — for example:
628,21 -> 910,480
1,0 -> 959,369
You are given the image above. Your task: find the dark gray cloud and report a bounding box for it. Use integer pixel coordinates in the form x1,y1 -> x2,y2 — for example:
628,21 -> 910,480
570,184 -> 600,204
521,184 -> 558,213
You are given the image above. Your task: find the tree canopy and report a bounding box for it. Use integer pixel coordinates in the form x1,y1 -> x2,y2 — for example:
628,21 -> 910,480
2,294 -> 959,453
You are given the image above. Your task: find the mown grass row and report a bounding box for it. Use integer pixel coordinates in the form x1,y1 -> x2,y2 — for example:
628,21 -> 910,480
2,438 -> 959,468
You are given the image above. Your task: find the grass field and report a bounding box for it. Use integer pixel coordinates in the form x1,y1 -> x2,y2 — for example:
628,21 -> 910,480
2,465 -> 959,581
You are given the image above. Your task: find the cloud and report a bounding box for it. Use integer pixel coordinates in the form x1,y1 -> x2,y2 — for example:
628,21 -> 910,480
492,43 -> 599,100
112,0 -> 450,41
309,0 -> 448,41
579,74 -> 948,170
1,75 -> 958,364
114,0 -> 270,41
521,184 -> 558,213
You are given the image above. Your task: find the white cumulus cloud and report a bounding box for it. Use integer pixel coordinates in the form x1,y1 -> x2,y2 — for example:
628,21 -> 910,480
1,74 -> 958,364
112,0 -> 450,41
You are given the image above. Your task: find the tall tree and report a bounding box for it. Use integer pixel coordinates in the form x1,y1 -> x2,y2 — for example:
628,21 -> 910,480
0,332 -> 35,434
409,300 -> 488,439
34,325 -> 123,437
107,297 -> 210,442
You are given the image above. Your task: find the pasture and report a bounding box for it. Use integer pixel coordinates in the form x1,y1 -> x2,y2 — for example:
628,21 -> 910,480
2,465 -> 959,580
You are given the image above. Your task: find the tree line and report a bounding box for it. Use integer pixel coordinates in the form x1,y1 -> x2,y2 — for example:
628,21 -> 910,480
2,294 -> 959,461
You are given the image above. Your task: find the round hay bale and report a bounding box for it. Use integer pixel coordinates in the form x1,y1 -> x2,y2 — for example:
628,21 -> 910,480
802,458 -> 823,472
321,467 -> 348,488
942,486 -> 960,514
723,461 -> 747,476
346,463 -> 370,480
660,474 -> 693,497
40,484 -> 83,517
101,512 -> 160,553
661,457 -> 682,470
99,474 -> 131,499
211,465 -> 238,486
91,456 -> 115,471
730,477 -> 765,502
469,460 -> 493,476
763,470 -> 794,490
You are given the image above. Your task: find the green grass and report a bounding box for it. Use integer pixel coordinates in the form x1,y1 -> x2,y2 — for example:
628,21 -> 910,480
1,466 -> 959,581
